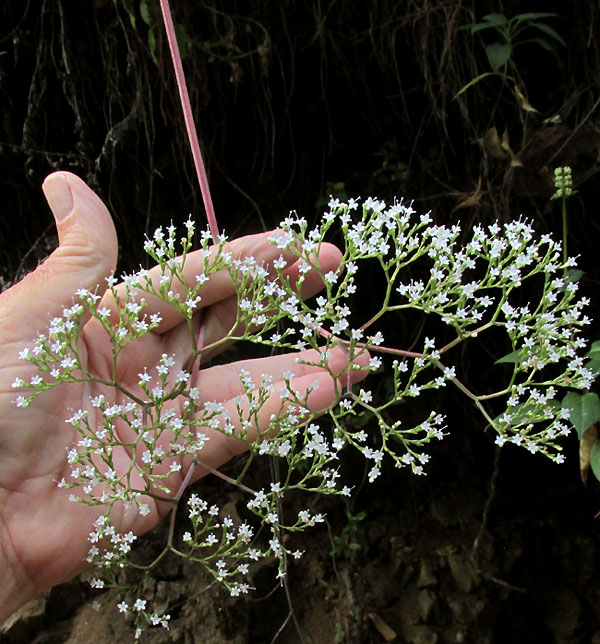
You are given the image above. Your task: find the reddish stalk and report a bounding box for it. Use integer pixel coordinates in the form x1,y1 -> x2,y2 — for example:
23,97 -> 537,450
159,1 -> 221,506
159,0 -> 219,242
189,316 -> 206,389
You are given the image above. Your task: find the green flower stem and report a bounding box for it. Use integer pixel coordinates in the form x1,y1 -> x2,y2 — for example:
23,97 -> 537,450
562,195 -> 568,273
359,260 -> 415,331
235,451 -> 256,487
441,373 -> 499,429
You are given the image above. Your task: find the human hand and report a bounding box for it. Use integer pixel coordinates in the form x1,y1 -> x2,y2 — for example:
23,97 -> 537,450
0,172 -> 367,620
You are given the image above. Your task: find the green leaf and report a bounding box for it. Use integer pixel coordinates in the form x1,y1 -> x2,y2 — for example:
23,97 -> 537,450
511,12 -> 558,23
531,22 -> 566,47
467,14 -> 508,34
486,42 -> 512,71
590,440 -> 600,482
495,349 -> 523,365
585,340 -> 600,374
567,268 -> 584,284
140,0 -> 151,26
121,0 -> 137,30
454,72 -> 501,98
587,341 -> 600,361
497,401 -> 554,427
482,13 -> 509,26
174,22 -> 190,60
470,22 -> 503,34
148,28 -> 157,63
531,37 -> 554,53
585,359 -> 600,375
562,392 -> 600,439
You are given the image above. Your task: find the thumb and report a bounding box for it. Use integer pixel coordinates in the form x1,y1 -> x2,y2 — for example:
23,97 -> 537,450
2,172 -> 118,339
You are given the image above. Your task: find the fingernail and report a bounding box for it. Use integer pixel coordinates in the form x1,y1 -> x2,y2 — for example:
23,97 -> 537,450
42,172 -> 74,223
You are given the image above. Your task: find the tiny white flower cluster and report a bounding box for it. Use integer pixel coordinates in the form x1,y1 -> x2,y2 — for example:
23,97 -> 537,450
116,597 -> 171,634
141,220 -> 231,319
182,493 -> 259,595
86,514 -> 137,572
277,197 -> 591,462
12,302 -> 89,406
12,194 -> 593,632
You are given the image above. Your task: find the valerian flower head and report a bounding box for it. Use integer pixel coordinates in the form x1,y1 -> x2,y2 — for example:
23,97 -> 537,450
12,200 -> 593,632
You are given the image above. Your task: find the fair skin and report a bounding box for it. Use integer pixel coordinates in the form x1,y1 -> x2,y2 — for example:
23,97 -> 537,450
0,172 -> 367,621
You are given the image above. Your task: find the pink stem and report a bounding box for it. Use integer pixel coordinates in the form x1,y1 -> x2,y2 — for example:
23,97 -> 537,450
190,318 -> 206,385
167,460 -> 197,545
159,0 -> 219,242
159,1 -> 221,501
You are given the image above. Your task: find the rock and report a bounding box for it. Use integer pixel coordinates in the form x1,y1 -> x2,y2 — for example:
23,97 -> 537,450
447,552 -> 476,594
417,560 -> 437,588
401,623 -> 438,644
0,594 -> 47,642
541,586 -> 581,639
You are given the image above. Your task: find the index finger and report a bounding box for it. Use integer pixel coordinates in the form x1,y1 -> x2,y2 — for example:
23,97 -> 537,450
104,231 -> 298,334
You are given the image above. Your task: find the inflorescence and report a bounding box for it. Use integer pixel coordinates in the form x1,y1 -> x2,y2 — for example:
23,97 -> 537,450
13,197 -> 592,633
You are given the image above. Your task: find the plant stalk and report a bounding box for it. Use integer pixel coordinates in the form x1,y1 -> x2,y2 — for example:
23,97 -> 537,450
159,0 -> 219,242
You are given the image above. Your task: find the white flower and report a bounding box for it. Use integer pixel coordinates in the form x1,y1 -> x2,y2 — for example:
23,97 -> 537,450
359,389 -> 373,404
369,356 -> 382,369
324,271 -> 338,284
270,230 -> 294,249
371,331 -> 384,345
273,255 -> 288,270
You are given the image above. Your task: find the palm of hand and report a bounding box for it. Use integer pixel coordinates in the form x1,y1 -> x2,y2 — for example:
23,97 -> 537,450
0,172 -> 356,611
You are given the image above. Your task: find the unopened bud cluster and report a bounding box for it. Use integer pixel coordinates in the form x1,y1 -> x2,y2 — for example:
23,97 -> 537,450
552,166 -> 575,199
